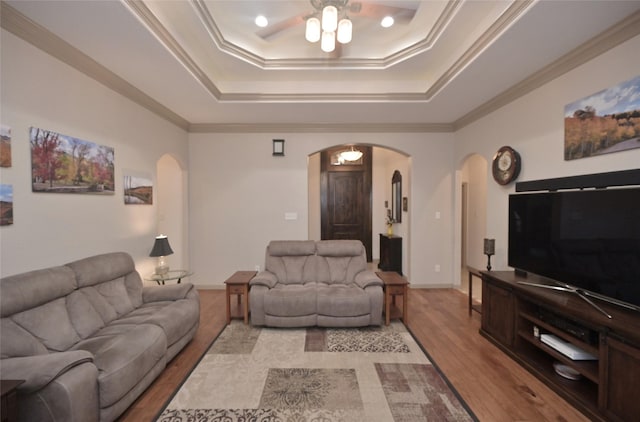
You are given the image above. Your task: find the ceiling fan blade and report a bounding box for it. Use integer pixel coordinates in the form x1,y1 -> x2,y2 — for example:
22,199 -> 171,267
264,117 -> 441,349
256,14 -> 307,40
350,3 -> 417,24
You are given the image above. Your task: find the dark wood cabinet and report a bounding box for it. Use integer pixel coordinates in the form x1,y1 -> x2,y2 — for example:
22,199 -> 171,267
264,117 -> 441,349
378,234 -> 401,274
481,271 -> 640,422
481,278 -> 515,347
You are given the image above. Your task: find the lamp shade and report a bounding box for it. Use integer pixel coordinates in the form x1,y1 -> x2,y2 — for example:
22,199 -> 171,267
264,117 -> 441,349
150,235 -> 174,257
483,238 -> 495,255
322,5 -> 338,32
306,17 -> 321,42
337,18 -> 352,44
321,30 -> 335,52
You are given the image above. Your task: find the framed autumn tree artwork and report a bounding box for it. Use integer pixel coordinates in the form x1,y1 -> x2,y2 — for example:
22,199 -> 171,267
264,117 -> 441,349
30,127 -> 114,194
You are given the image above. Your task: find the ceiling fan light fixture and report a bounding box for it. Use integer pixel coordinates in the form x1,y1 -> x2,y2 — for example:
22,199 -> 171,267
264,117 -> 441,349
381,16 -> 394,28
337,18 -> 352,44
322,5 -> 338,32
321,30 -> 336,52
305,17 -> 321,42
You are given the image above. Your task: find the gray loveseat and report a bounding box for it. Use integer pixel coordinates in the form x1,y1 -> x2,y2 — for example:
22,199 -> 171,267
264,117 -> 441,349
250,240 -> 383,327
0,252 -> 200,422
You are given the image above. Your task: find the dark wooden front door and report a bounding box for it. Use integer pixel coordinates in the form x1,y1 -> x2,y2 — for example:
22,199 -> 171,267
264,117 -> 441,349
321,146 -> 372,261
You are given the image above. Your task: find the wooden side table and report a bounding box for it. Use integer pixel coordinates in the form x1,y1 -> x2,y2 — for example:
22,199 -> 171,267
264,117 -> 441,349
376,271 -> 409,326
1,380 -> 24,422
467,266 -> 483,315
224,271 -> 256,325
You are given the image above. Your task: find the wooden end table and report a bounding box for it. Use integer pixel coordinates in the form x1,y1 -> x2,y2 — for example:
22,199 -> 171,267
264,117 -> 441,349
376,271 -> 409,326
1,380 -> 24,422
467,266 -> 483,315
224,271 -> 256,325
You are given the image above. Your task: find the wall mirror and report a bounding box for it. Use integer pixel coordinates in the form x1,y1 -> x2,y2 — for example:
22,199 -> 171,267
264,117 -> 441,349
391,170 -> 402,223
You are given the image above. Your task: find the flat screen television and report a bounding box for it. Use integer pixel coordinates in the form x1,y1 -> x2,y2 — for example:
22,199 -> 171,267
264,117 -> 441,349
508,187 -> 640,312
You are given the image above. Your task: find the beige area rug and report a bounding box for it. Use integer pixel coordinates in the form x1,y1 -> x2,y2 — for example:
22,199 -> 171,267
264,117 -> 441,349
156,322 -> 476,421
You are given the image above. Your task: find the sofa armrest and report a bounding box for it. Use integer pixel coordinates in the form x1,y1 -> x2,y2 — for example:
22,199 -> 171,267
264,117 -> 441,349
250,271 -> 278,288
354,270 -> 383,289
0,350 -> 94,394
142,282 -> 195,303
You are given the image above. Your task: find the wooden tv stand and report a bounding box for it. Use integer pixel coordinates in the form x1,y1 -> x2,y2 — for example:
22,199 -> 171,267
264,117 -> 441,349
480,271 -> 640,421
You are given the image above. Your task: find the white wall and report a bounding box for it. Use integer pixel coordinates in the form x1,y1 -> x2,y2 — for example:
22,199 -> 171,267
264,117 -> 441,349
188,133 -> 454,287
455,34 -> 640,272
0,30 -> 188,277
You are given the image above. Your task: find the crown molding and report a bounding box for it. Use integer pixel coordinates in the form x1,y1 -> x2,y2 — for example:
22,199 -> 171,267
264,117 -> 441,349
425,0 -> 534,101
189,122 -> 455,134
2,1 -> 638,135
0,2 -> 190,131
453,9 -> 640,131
192,0 -> 463,71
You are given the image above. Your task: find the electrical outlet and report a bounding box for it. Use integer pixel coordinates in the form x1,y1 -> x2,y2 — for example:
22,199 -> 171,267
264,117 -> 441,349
435,264 -> 441,272
255,265 -> 260,272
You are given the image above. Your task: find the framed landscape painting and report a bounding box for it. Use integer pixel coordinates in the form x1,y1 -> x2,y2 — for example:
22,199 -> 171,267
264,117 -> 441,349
124,172 -> 153,205
1,125 -> 11,168
564,75 -> 640,160
30,127 -> 114,194
0,184 -> 13,226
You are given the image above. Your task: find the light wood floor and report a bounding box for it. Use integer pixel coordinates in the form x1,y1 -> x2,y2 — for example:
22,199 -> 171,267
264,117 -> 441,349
118,288 -> 588,421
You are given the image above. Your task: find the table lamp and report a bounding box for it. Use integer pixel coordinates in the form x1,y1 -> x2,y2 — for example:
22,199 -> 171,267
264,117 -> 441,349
484,238 -> 495,271
150,234 -> 173,275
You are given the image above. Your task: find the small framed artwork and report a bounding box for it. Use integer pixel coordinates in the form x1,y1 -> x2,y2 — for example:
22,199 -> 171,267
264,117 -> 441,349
124,172 -> 153,205
273,139 -> 285,156
0,184 -> 13,226
403,197 -> 408,212
1,125 -> 11,168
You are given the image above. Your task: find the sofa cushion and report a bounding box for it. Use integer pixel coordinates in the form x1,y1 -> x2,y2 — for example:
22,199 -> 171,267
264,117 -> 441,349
264,284 -> 317,317
316,284 -> 371,317
267,255 -> 317,285
0,266 -> 76,317
316,240 -> 363,257
67,252 -> 144,308
94,278 -> 135,317
11,297 -> 81,352
111,299 -> 199,347
71,324 -> 166,408
0,318 -> 48,358
66,252 -> 134,288
267,240 -> 316,256
67,290 -> 107,339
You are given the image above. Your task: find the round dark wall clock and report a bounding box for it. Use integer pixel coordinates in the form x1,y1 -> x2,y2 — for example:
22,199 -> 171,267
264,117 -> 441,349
492,146 -> 521,185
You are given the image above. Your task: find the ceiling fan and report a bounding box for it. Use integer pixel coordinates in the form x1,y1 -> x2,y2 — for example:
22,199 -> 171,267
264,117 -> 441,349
256,0 -> 418,44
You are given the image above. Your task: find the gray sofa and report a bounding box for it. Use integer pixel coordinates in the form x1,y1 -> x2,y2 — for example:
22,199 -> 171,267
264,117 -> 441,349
0,252 -> 200,422
250,240 -> 383,327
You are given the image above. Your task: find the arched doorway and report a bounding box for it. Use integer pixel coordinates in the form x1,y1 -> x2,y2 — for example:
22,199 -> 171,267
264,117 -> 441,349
156,154 -> 187,272
456,153 -> 488,303
308,145 -> 410,273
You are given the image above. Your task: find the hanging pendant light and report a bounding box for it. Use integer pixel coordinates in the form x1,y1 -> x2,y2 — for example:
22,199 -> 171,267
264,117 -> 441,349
340,146 -> 363,161
306,0 -> 351,52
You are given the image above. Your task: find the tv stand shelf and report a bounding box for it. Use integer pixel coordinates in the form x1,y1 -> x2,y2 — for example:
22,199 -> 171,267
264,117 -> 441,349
481,271 -> 640,422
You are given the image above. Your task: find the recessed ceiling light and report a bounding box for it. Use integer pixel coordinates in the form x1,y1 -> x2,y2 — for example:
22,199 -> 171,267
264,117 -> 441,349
255,15 -> 268,28
381,16 -> 394,28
